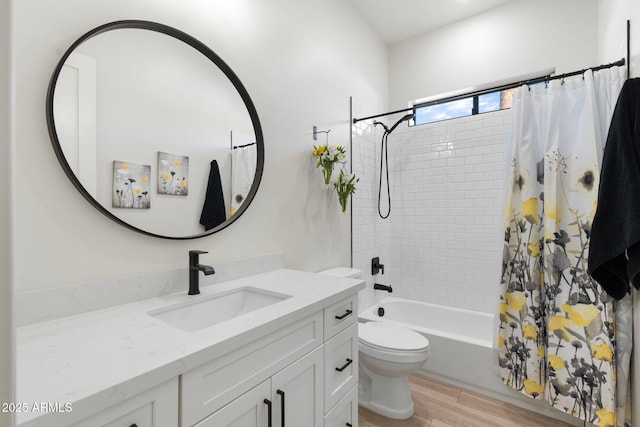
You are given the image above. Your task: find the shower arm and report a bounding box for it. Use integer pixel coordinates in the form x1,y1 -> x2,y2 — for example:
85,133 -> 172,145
373,113 -> 414,136
388,113 -> 414,134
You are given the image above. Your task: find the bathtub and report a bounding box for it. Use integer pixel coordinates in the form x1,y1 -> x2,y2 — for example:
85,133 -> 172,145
359,296 -> 495,392
358,296 -> 582,426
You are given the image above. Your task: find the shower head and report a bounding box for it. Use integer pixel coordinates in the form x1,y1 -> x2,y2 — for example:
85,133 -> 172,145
388,113 -> 414,134
373,120 -> 389,133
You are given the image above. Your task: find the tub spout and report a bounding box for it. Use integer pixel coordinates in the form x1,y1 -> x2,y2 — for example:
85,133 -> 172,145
374,283 -> 393,293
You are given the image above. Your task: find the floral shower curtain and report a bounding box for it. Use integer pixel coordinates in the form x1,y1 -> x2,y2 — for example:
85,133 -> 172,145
497,67 -> 632,427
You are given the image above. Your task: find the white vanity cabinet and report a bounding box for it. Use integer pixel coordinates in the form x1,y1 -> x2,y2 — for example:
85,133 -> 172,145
191,380 -> 270,427
181,311 -> 324,426
182,294 -> 358,427
324,385 -> 358,427
69,378 -> 178,427
322,295 -> 358,427
193,347 -> 324,427
16,269 -> 365,427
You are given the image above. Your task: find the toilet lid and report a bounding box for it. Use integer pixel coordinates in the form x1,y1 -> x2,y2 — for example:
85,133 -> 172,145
359,321 -> 429,351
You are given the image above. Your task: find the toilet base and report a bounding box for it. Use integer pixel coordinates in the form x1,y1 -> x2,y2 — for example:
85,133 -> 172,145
358,364 -> 415,420
358,397 -> 414,420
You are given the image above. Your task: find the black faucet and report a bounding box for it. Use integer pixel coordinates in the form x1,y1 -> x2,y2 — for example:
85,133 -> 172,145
374,283 -> 393,293
189,250 -> 215,295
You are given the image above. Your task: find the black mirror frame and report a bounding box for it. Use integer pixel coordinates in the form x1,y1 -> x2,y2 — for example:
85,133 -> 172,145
46,20 -> 264,240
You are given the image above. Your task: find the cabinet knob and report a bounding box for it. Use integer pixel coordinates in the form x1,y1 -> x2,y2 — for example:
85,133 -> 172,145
130,424 -> 138,427
264,399 -> 273,427
335,309 -> 352,320
277,389 -> 285,427
346,423 -> 353,427
335,358 -> 353,372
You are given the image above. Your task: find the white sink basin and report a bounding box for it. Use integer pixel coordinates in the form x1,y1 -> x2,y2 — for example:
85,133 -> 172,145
148,287 -> 291,331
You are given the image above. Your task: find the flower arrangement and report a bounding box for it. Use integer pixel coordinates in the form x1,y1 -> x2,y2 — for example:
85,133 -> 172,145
333,170 -> 359,212
311,144 -> 358,212
312,144 -> 347,185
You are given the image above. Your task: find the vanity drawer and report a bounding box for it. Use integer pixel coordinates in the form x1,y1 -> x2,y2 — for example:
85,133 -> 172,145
324,295 -> 357,340
70,378 -> 178,427
324,384 -> 358,427
324,323 -> 358,411
181,310 -> 323,427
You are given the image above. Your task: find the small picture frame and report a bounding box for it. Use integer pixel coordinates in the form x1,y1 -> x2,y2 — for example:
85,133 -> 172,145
112,161 -> 151,209
158,151 -> 189,196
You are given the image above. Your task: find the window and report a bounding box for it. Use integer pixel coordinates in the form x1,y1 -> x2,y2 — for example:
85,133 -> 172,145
413,86 -> 517,126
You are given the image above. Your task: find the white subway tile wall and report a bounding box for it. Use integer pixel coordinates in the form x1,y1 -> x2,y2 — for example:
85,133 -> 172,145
352,110 -> 510,314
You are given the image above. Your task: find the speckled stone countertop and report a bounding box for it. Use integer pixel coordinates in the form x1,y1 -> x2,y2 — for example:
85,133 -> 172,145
16,269 -> 364,426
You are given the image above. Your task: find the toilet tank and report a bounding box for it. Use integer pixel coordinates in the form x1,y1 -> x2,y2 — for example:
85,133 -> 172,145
318,267 -> 362,279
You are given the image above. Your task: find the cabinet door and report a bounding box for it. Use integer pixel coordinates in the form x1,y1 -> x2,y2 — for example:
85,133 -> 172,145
324,385 -> 358,427
324,324 -> 358,411
193,380 -> 271,427
69,378 -> 178,427
271,346 -> 324,427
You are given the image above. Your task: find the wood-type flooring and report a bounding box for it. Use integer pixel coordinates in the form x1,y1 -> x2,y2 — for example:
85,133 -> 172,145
358,374 -> 581,427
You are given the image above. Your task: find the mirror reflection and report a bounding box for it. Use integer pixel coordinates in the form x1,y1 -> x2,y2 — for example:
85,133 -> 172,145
48,21 -> 263,239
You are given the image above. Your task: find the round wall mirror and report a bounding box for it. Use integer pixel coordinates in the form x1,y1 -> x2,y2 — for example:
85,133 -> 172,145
46,20 -> 264,239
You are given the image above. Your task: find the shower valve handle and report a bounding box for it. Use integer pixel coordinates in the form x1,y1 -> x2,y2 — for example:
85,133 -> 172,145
371,257 -> 384,275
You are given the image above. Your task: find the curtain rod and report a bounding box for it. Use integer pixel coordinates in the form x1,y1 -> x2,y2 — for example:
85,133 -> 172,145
627,20 -> 631,79
353,58 -> 626,124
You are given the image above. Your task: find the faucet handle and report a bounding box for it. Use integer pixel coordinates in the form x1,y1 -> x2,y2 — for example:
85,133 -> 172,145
189,250 -> 208,255
371,257 -> 384,275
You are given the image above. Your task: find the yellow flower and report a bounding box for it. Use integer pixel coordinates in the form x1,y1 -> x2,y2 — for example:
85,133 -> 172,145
134,188 -> 142,196
523,379 -> 544,397
506,291 -> 526,311
591,342 -> 613,362
527,242 -> 540,257
522,198 -> 538,224
141,176 -> 149,183
544,229 -> 556,241
162,172 -> 171,180
548,315 -> 568,330
499,302 -> 507,315
522,324 -> 537,340
312,145 -> 326,157
563,303 -> 600,327
595,408 -> 615,427
173,160 -> 181,168
545,200 -> 562,224
548,354 -> 565,370
548,315 -> 572,341
122,163 -> 129,170
537,346 -> 545,359
497,336 -> 505,347
179,179 -> 187,188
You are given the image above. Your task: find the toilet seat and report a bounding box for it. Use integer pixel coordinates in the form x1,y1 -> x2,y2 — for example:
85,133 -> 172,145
359,322 -> 430,363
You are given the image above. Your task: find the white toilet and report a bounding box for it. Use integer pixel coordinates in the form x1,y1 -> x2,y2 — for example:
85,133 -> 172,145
319,267 -> 430,420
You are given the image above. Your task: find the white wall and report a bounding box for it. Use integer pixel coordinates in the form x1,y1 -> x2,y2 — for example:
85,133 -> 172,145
597,0 -> 640,77
353,110 -> 509,314
12,0 -> 387,293
354,0 -> 600,313
0,0 -> 14,425
389,0 -> 598,110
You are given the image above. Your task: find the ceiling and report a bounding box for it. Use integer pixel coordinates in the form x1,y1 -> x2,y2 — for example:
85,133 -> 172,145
347,0 -> 516,45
